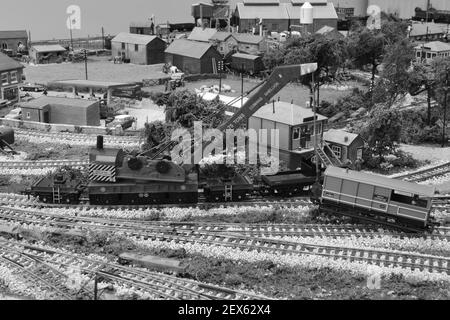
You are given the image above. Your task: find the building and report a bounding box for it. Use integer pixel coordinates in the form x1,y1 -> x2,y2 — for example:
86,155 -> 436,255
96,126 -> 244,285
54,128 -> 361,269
111,33 -> 166,65
234,33 -> 267,54
29,45 -> 67,64
130,21 -> 155,35
0,30 -> 28,55
188,27 -> 219,42
19,96 -> 100,126
233,0 -> 338,34
0,52 -> 24,102
248,101 -> 328,152
369,0 -> 450,20
414,41 -> 450,63
323,129 -> 364,164
165,39 -> 222,74
209,32 -> 239,55
409,22 -> 449,42
231,53 -> 265,74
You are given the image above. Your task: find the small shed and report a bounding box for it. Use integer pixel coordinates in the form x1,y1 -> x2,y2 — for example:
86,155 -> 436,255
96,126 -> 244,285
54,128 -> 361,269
231,53 -> 265,75
29,45 -> 67,64
165,39 -> 222,74
111,32 -> 166,65
323,129 -> 365,164
20,96 -> 100,126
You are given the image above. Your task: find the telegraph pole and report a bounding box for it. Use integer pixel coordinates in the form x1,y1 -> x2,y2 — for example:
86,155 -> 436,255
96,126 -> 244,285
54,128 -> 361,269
84,49 -> 88,80
69,18 -> 74,51
443,70 -> 448,148
101,27 -> 105,49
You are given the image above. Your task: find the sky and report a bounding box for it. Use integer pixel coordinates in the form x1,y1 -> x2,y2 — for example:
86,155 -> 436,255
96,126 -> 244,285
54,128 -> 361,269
0,0 -> 235,41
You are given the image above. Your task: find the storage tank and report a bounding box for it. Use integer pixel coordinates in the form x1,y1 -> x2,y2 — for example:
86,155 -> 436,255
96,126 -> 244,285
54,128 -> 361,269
0,126 -> 15,147
300,2 -> 314,25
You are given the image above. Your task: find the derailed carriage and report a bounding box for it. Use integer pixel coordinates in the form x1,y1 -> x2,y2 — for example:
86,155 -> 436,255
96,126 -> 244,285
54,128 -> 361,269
316,167 -> 437,232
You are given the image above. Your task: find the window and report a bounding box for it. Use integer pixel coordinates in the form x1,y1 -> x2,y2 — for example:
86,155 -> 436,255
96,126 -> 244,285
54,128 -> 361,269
26,112 -> 31,119
10,71 -> 17,83
357,148 -> 363,160
315,123 -> 322,135
135,44 -> 139,52
416,51 -> 421,58
332,146 -> 342,159
121,42 -> 125,50
391,191 -> 427,208
1,73 -> 8,85
426,52 -> 431,58
293,128 -> 300,140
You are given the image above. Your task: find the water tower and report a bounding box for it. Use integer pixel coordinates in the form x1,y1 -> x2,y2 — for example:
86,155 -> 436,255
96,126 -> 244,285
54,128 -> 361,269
300,2 -> 314,34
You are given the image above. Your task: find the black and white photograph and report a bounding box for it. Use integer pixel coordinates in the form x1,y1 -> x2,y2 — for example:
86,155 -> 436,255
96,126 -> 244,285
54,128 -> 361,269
0,0 -> 449,307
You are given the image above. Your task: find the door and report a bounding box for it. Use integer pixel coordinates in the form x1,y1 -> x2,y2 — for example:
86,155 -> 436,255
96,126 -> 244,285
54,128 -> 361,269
43,111 -> 50,123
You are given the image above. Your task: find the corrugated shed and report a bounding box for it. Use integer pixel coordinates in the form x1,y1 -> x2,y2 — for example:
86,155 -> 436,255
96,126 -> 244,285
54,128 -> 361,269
285,2 -> 338,20
20,96 -> 97,109
410,23 -> 448,37
0,30 -> 28,39
0,52 -> 24,71
236,2 -> 289,19
112,32 -> 159,45
188,27 -> 218,42
165,39 -> 214,59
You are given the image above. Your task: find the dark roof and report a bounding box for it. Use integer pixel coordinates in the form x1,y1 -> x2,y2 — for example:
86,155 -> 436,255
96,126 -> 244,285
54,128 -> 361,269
20,96 -> 98,109
0,30 -> 28,39
325,166 -> 436,197
0,52 -> 24,72
234,33 -> 264,44
112,32 -> 161,45
47,80 -> 135,89
165,39 -> 216,59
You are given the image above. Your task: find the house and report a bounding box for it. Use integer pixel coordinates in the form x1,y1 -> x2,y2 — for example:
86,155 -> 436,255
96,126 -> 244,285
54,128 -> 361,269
233,0 -> 338,34
323,129 -> 364,164
209,32 -> 238,56
111,33 -> 166,65
409,22 -> 449,42
130,21 -> 155,35
29,45 -> 67,64
0,52 -> 24,102
414,41 -> 450,62
19,96 -> 100,126
165,39 -> 222,74
0,30 -> 28,55
234,33 -> 267,54
231,53 -> 265,74
188,27 -> 218,42
331,0 -> 369,18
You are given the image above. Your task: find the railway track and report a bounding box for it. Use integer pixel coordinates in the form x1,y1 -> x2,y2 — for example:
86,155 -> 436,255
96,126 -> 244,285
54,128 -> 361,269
0,240 -> 267,300
0,160 -> 89,169
15,129 -> 141,148
1,206 -> 450,276
394,162 -> 450,183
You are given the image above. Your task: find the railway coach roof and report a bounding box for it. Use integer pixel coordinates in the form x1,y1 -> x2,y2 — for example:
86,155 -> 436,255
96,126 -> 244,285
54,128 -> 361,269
325,167 -> 436,197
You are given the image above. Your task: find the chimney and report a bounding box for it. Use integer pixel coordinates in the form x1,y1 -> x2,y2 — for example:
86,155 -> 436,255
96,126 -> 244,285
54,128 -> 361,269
97,136 -> 104,150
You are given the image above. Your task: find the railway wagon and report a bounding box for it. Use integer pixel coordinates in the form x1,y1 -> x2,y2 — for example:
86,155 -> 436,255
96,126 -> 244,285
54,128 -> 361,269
320,167 -> 436,230
203,175 -> 253,202
261,171 -> 319,197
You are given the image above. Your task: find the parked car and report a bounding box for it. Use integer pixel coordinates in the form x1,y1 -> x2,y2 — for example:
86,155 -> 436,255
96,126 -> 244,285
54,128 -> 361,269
0,99 -> 12,109
4,108 -> 22,120
107,115 -> 135,130
19,83 -> 46,92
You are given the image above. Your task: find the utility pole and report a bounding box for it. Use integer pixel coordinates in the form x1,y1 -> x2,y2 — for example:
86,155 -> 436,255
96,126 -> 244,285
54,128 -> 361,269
425,0 -> 430,41
241,64 -> 244,108
84,49 -> 88,80
101,27 -> 105,50
443,70 -> 448,148
69,18 -> 74,52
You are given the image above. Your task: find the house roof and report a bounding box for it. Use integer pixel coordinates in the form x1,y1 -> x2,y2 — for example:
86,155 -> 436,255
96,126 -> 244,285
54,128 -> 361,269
47,80 -> 134,90
414,41 -> 450,52
112,32 -> 160,45
409,23 -> 448,37
0,30 -> 28,39
232,53 -> 260,60
0,52 -> 24,72
130,21 -> 154,28
20,96 -> 97,110
188,27 -> 218,42
210,31 -> 234,42
252,101 -> 328,126
243,0 -> 280,4
323,129 -> 360,147
285,2 -> 338,20
234,33 -> 264,44
165,39 -> 216,59
236,2 -> 289,19
32,45 -> 67,53
325,166 -> 436,198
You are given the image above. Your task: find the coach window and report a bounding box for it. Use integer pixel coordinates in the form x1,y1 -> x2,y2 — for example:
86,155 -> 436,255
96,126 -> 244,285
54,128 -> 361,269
391,191 -> 427,208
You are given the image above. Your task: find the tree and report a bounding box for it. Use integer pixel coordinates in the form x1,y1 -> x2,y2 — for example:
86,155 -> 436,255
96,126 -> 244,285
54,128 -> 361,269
361,106 -> 402,163
431,57 -> 450,147
262,47 -> 285,72
141,120 -> 172,154
408,62 -> 436,125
